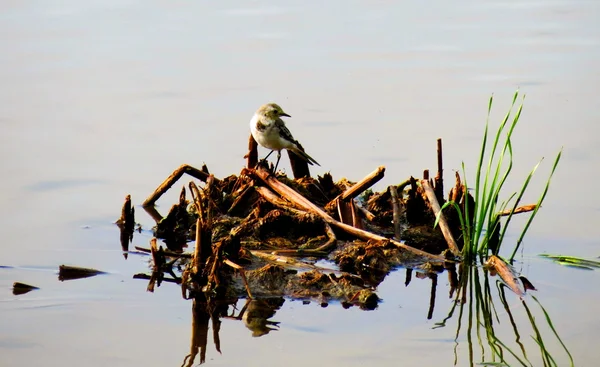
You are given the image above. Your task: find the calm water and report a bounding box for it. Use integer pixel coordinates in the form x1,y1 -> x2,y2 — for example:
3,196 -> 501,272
1,1 -> 599,366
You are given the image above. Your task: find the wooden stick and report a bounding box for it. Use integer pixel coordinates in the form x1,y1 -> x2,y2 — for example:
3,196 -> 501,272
434,138 -> 444,204
421,179 -> 461,256
325,166 -> 385,213
389,185 -> 402,240
253,167 -> 447,262
246,134 -> 258,169
497,204 -> 537,216
356,205 -> 376,222
341,166 -> 386,201
143,164 -> 209,207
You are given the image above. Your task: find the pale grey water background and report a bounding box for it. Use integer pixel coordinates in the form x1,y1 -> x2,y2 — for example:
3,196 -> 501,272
1,1 -> 599,366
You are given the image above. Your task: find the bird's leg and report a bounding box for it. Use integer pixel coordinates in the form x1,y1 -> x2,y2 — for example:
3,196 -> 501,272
255,150 -> 275,169
274,151 -> 282,173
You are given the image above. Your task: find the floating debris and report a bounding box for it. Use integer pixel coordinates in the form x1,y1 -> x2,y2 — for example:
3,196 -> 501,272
58,265 -> 105,281
12,282 -> 39,295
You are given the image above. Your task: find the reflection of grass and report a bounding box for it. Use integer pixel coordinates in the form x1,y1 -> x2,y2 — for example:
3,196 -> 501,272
539,254 -> 600,270
434,264 -> 574,367
439,91 -> 561,260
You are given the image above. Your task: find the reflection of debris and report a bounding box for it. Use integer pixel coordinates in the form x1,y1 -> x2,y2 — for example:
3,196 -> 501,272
58,265 -> 105,281
116,194 -> 136,259
12,282 -> 39,295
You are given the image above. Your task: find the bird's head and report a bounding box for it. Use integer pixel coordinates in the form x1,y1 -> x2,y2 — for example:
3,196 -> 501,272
257,103 -> 291,120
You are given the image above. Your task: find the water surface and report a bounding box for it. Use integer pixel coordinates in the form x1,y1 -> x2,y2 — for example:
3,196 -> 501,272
1,1 -> 599,366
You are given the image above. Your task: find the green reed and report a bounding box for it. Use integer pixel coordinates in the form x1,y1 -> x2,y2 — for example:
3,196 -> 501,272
439,91 -> 562,260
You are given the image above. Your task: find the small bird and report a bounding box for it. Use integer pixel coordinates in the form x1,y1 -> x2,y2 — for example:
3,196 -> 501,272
250,103 -> 320,171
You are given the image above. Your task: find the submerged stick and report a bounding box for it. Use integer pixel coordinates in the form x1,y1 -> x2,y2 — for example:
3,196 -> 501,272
254,167 -> 447,262
421,179 -> 461,257
143,164 -> 209,207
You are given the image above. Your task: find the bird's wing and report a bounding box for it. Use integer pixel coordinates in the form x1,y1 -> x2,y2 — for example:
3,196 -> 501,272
276,120 -> 297,144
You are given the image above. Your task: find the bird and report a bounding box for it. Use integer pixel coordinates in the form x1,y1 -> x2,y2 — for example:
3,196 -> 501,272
249,103 -> 320,172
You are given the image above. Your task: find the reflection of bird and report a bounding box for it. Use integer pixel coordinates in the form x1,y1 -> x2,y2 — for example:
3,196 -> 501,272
250,103 -> 320,171
242,300 -> 280,337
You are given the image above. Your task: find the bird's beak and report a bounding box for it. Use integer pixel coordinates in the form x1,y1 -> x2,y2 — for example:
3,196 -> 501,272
280,112 -> 291,118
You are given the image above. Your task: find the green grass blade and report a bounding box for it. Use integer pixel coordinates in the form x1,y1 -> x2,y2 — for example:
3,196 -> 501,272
510,148 -> 562,261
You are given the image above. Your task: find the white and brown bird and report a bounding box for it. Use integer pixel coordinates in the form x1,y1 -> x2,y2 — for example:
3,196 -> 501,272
250,103 -> 320,171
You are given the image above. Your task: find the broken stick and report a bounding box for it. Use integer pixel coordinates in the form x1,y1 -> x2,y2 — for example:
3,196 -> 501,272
420,179 -> 461,256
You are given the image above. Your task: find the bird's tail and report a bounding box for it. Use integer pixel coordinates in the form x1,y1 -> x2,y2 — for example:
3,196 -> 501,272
290,147 -> 320,166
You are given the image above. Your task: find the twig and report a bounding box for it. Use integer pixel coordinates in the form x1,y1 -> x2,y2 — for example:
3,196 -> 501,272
421,179 -> 461,256
356,205 -> 376,222
341,166 -> 386,201
143,164 -> 209,207
253,167 -> 447,262
325,166 -> 386,213
497,204 -> 537,216
434,138 -> 444,204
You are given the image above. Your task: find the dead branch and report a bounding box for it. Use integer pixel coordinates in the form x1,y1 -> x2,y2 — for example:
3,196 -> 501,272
325,166 -> 386,212
421,179 -> 461,256
356,205 -> 376,222
497,204 -> 537,216
143,164 -> 210,207
253,167 -> 447,262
